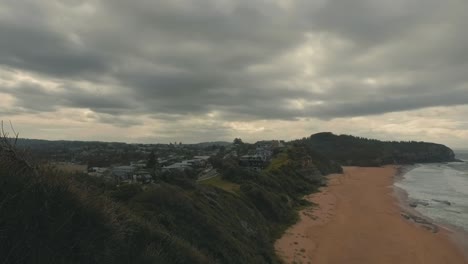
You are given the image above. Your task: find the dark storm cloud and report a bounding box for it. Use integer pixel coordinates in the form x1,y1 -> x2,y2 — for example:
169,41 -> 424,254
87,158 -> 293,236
85,112 -> 143,127
312,86 -> 468,119
0,81 -> 135,115
0,0 -> 467,123
0,2 -> 109,78
300,0 -> 443,47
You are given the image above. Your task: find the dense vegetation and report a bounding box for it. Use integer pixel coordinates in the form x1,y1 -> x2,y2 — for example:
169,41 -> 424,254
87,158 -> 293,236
0,137 -> 342,263
296,132 -> 456,166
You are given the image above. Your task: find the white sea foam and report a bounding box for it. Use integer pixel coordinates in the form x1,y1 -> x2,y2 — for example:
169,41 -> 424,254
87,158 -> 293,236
395,159 -> 468,232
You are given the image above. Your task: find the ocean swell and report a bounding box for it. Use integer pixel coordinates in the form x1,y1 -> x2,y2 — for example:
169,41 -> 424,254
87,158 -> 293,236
395,162 -> 468,232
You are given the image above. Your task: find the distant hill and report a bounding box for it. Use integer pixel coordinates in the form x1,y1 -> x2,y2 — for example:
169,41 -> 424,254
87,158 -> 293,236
16,138 -> 128,149
190,141 -> 232,147
16,138 -> 232,147
293,132 -> 456,166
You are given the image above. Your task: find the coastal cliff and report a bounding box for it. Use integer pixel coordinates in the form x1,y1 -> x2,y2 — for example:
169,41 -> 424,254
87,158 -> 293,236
295,132 -> 456,166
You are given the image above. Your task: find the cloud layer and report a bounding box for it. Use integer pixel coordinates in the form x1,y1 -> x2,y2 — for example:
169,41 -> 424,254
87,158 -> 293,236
0,0 -> 467,145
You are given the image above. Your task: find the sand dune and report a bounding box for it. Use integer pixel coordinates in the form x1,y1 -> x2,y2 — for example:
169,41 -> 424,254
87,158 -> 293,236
275,166 -> 468,264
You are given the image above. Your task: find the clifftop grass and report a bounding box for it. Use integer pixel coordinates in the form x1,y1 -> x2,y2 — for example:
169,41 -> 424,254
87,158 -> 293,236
266,152 -> 290,173
199,175 -> 241,193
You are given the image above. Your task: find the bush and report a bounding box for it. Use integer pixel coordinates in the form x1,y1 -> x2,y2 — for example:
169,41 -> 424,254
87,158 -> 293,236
110,183 -> 143,201
0,160 -> 210,264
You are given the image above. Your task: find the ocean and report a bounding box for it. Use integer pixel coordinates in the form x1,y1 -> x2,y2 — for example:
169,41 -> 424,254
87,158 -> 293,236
394,151 -> 468,232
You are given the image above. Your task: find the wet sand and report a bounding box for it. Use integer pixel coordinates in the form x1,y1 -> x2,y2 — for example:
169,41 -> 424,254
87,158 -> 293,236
275,166 -> 468,264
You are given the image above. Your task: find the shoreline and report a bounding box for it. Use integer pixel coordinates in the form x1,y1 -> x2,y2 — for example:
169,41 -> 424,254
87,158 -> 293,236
394,165 -> 468,260
275,166 -> 468,264
392,165 -> 440,233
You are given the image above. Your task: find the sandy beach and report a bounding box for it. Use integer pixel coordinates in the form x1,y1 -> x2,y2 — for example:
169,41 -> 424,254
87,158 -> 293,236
275,166 -> 468,264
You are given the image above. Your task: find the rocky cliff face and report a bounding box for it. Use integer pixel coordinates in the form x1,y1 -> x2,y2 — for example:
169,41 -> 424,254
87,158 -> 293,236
392,144 -> 455,163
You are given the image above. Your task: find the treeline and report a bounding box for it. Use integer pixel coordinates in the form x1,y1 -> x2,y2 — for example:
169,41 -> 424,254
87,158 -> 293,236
0,138 -> 342,263
295,132 -> 456,166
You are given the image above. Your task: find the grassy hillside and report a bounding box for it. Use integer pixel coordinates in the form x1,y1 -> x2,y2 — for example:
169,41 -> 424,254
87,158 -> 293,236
0,139 -> 342,263
0,163 -> 211,263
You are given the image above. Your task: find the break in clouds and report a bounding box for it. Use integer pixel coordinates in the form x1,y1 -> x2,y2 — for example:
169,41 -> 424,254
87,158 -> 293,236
0,0 -> 467,145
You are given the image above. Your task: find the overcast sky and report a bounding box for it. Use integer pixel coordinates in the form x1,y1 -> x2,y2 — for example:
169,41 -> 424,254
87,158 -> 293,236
1,0 -> 467,147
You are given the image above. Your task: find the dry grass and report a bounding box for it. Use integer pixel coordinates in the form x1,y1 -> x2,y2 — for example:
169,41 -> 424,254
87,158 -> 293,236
266,152 -> 290,172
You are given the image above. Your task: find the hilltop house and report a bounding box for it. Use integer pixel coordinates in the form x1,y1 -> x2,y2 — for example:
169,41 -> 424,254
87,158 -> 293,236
162,156 -> 210,172
162,162 -> 192,172
239,155 -> 265,171
111,166 -> 136,181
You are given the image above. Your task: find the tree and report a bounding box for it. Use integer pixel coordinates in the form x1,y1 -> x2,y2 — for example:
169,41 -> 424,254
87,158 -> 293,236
233,138 -> 243,145
146,150 -> 157,169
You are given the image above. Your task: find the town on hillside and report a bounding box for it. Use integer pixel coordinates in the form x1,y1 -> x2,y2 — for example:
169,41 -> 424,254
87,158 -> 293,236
20,138 -> 286,185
